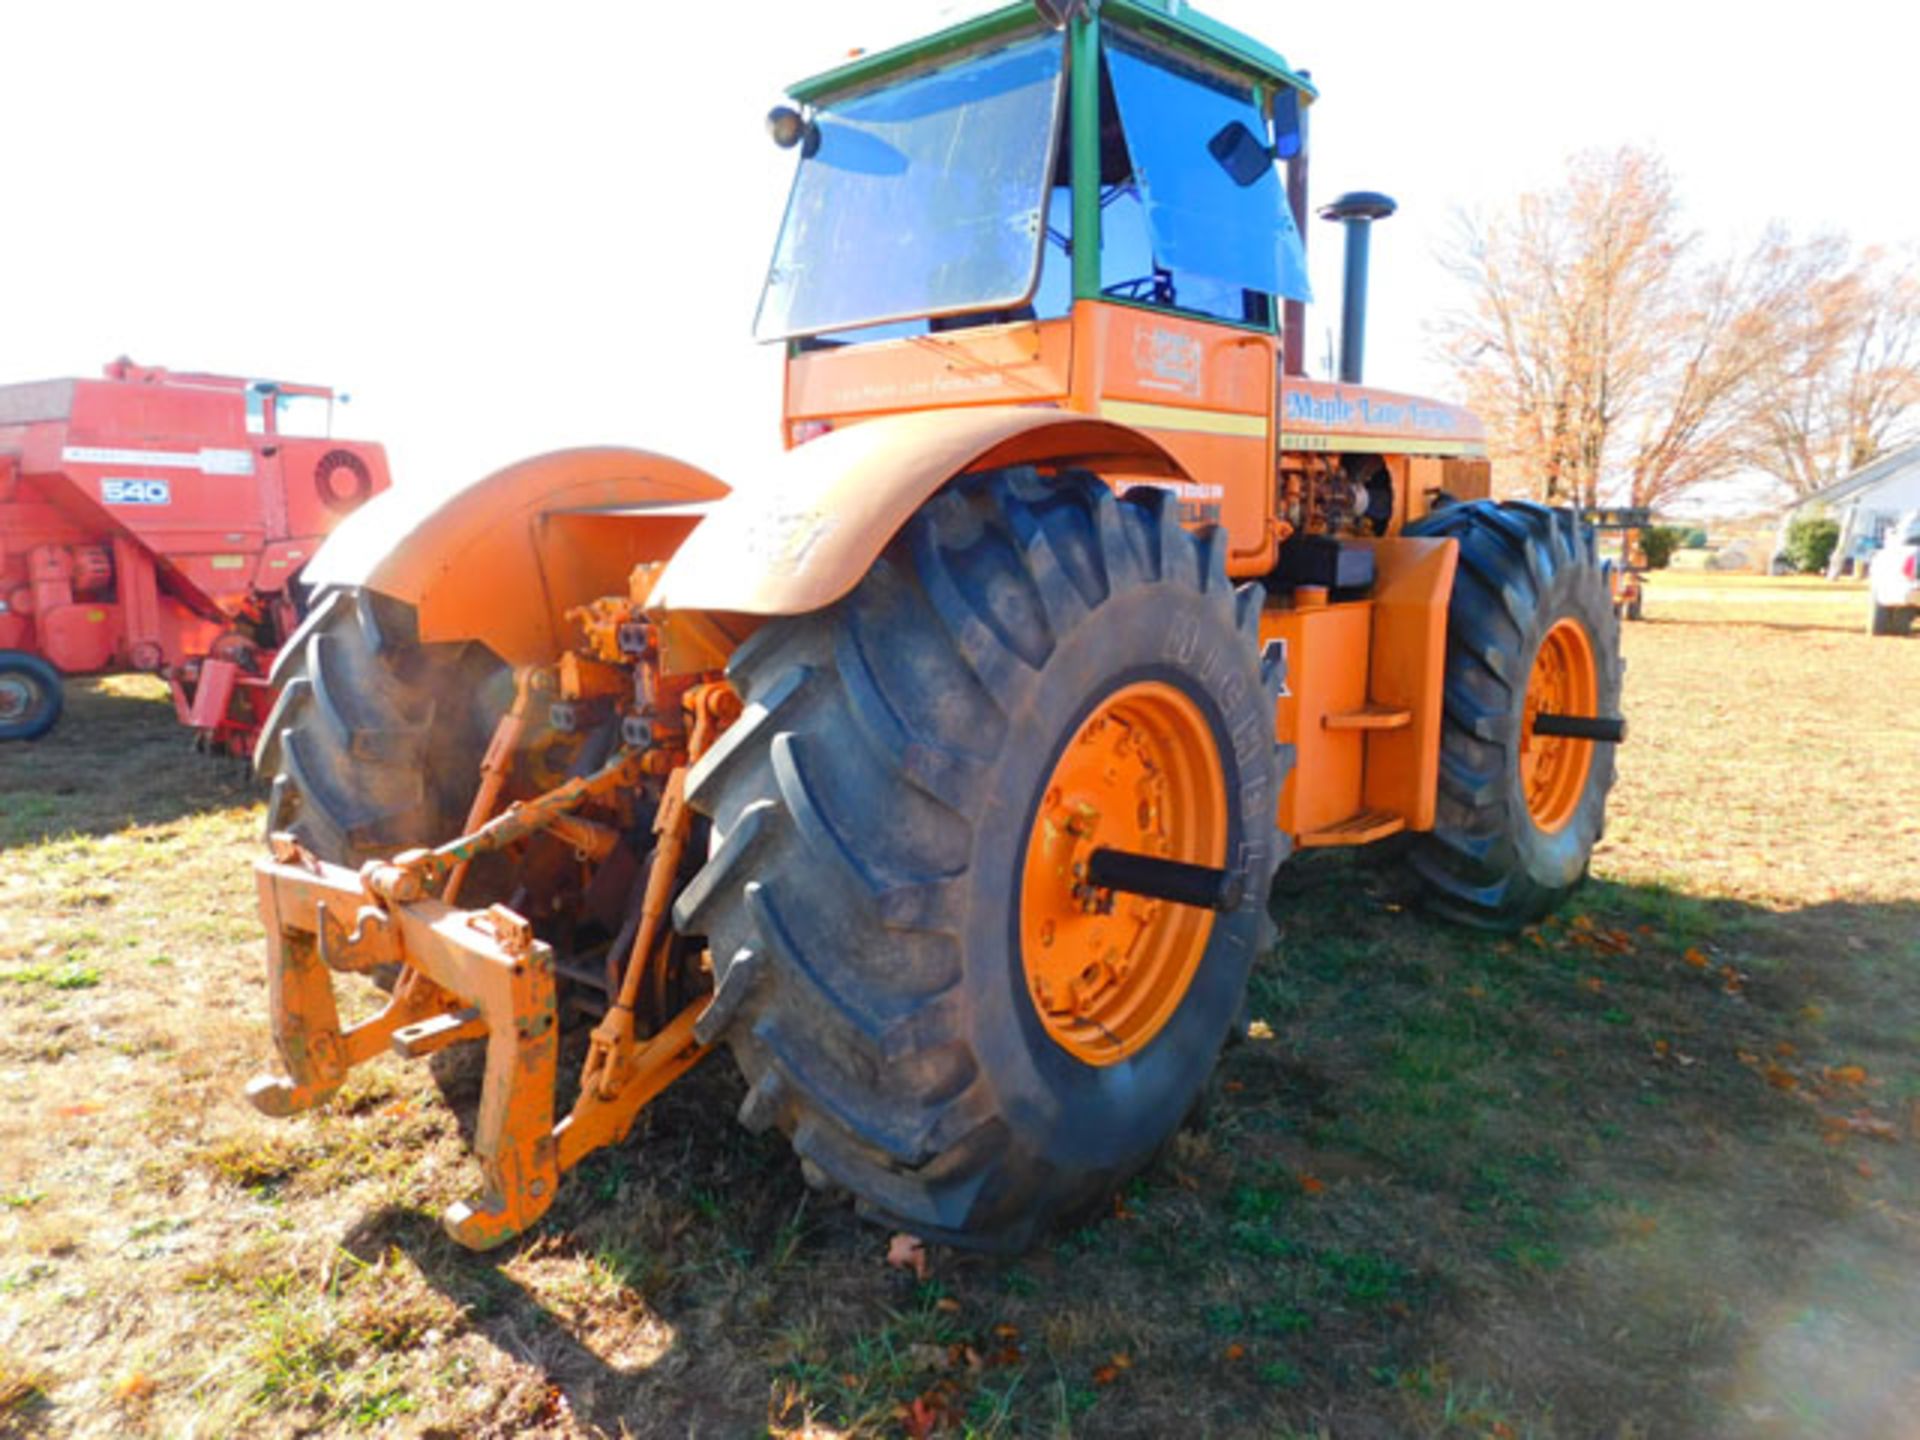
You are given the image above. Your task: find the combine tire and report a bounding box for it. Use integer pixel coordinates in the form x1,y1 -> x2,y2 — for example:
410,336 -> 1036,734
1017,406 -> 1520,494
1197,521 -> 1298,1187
254,588 -> 508,866
1401,501 -> 1621,930
675,470 -> 1289,1249
0,651 -> 63,742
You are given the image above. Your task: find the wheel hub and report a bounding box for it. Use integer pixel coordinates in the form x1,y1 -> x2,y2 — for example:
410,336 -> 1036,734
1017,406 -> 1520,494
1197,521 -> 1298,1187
1020,681 -> 1226,1065
1520,618 -> 1598,832
0,675 -> 34,722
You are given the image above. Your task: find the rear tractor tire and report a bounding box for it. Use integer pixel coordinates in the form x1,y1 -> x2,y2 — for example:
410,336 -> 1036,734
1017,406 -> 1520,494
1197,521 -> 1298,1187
1401,501 -> 1622,930
0,651 -> 63,742
675,470 -> 1290,1249
254,588 -> 510,867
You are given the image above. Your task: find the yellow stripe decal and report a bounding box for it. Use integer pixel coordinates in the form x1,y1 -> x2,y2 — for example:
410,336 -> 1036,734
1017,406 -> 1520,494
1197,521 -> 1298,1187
1099,399 -> 1268,438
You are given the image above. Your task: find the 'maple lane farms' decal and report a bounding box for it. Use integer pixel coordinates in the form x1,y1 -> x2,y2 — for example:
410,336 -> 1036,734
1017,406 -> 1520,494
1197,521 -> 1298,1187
1281,381 -> 1486,457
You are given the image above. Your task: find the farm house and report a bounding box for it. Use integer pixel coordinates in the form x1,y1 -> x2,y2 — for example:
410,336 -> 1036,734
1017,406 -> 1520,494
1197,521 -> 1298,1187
1793,441 -> 1920,573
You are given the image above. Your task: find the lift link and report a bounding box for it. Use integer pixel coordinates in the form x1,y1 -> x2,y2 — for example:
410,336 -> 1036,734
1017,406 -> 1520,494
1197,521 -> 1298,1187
245,675 -> 739,1250
581,682 -> 736,1101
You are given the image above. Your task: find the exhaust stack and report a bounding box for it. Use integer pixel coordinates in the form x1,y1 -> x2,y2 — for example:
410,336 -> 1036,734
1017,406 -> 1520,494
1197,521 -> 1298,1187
1318,191 -> 1396,385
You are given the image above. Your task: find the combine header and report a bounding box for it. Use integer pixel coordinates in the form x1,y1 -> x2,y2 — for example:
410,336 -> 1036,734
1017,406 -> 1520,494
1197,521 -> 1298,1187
0,359 -> 388,748
244,0 -> 1625,1250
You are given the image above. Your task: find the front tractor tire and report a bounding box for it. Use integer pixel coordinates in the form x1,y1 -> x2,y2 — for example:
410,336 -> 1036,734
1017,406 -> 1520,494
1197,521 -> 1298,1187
675,470 -> 1289,1249
1402,501 -> 1622,930
254,588 -> 509,866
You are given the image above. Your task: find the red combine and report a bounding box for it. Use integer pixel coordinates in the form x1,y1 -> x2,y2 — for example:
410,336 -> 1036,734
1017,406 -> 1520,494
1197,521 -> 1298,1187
0,358 -> 389,749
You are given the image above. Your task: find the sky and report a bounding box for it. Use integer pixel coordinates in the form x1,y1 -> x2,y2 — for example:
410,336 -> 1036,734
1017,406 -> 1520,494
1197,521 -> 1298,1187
3,0 -> 1915,509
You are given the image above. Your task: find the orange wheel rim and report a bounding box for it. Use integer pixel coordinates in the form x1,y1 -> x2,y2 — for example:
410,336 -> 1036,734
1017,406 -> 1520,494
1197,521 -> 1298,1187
1520,618 -> 1598,833
1019,681 -> 1226,1066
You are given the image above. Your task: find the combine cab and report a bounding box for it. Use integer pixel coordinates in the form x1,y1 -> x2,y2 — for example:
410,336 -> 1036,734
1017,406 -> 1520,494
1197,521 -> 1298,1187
243,1 -> 1625,1251
0,358 -> 389,748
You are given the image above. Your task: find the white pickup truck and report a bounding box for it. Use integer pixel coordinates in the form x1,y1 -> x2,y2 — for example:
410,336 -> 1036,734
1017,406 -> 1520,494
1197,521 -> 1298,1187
1868,510 -> 1920,636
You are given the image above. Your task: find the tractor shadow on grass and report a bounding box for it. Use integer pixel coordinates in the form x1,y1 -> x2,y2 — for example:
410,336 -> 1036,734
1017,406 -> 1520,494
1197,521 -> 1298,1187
339,1057 -> 836,1436
0,676 -> 257,850
334,859 -> 1920,1439
1225,851 -> 1920,1437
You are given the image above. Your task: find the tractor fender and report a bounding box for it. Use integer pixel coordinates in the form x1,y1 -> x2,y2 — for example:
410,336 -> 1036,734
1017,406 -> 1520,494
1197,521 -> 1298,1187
649,406 -> 1184,617
303,446 -> 729,665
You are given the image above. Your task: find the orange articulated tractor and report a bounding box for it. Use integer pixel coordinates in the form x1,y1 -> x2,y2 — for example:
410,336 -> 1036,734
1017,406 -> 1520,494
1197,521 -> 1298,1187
0,358 -> 389,749
242,0 -> 1624,1251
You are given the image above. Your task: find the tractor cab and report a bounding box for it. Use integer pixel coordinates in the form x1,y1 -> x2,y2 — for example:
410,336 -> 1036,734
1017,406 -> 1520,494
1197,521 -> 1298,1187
759,2 -> 1322,578
756,2 -> 1477,584
758,3 -> 1311,344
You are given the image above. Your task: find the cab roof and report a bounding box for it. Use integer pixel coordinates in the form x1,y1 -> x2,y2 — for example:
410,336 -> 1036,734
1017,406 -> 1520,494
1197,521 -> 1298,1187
787,1 -> 1317,107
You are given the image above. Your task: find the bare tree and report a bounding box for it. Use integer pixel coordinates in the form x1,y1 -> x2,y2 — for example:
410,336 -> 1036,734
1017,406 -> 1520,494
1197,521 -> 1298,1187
1437,148 -> 1920,509
1743,243 -> 1920,497
1622,228 -> 1811,509
1439,148 -> 1681,508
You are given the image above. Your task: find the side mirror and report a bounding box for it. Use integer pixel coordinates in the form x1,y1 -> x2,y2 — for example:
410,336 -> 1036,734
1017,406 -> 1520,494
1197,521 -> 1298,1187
766,105 -> 821,157
1207,121 -> 1273,188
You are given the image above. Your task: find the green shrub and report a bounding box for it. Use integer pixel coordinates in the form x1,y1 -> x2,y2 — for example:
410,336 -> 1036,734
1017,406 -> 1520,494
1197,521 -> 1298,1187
1638,526 -> 1685,570
1782,516 -> 1840,574
1682,528 -> 1709,549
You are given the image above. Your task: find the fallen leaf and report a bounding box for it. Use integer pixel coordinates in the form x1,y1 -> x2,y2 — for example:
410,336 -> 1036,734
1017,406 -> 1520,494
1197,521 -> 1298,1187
1464,983 -> 1486,999
1299,1175 -> 1325,1195
991,1323 -> 1021,1341
1580,976 -> 1605,994
1653,1039 -> 1671,1058
934,1296 -> 962,1315
901,1393 -> 946,1439
1857,1161 -> 1876,1179
887,1232 -> 930,1281
1109,1352 -> 1133,1370
1224,1343 -> 1247,1361
1774,1041 -> 1798,1058
115,1372 -> 156,1402
1223,1080 -> 1246,1093
1683,947 -> 1709,969
57,1102 -> 102,1119
1092,1365 -> 1121,1386
1245,1019 -> 1275,1040
1763,1064 -> 1798,1091
1827,1065 -> 1867,1087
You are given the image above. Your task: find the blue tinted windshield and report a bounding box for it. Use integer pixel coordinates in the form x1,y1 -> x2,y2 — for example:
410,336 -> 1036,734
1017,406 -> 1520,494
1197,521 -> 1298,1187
755,34 -> 1066,341
1105,39 -> 1311,303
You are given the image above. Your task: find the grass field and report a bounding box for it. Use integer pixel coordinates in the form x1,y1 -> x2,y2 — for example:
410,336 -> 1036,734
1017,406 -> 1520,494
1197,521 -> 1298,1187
3,572 -> 1918,1438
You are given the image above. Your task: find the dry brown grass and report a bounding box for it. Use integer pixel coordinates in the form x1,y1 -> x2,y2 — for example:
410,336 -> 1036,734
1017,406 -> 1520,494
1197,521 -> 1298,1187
1,582 -> 1917,1438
